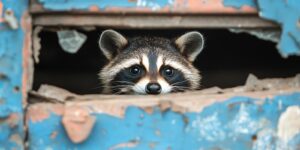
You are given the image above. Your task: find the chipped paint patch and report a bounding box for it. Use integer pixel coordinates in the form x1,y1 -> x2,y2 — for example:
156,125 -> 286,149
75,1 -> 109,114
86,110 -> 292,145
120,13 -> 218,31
0,1 -> 3,23
278,106 -> 300,143
21,10 -> 33,104
62,106 -> 96,143
26,104 -> 64,123
109,140 -> 139,150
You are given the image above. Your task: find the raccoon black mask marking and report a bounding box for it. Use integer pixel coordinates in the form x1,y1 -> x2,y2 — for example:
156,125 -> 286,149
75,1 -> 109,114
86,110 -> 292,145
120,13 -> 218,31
99,30 -> 204,94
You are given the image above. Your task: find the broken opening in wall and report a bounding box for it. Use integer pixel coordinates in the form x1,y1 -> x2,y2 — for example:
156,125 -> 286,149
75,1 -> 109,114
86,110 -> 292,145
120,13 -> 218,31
32,28 -> 300,94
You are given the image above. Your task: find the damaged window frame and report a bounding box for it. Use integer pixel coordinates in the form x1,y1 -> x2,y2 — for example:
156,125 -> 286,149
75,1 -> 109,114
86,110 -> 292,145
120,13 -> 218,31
26,0 -> 300,149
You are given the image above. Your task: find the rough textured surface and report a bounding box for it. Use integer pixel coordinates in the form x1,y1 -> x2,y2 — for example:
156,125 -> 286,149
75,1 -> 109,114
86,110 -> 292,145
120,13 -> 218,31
27,76 -> 300,149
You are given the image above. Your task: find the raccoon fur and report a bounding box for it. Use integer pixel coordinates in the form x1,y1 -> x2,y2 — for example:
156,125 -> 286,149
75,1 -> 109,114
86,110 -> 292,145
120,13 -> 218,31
99,30 -> 204,94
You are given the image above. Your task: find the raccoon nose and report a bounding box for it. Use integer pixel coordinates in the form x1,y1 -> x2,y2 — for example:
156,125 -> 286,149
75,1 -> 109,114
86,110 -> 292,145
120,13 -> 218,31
146,83 -> 161,94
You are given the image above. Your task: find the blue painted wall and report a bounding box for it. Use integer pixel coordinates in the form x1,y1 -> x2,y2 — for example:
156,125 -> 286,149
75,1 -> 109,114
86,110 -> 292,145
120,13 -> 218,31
0,0 -> 28,149
28,93 -> 300,150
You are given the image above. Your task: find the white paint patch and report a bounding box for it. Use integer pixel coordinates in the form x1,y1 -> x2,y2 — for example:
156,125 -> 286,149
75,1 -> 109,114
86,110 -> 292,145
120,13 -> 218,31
157,78 -> 172,94
132,78 -> 149,94
278,106 -> 300,143
142,54 -> 149,71
228,104 -> 262,135
191,113 -> 226,141
136,0 -> 161,10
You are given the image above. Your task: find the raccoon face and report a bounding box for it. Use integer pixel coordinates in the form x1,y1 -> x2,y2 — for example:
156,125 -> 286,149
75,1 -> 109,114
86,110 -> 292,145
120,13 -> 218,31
99,30 -> 204,95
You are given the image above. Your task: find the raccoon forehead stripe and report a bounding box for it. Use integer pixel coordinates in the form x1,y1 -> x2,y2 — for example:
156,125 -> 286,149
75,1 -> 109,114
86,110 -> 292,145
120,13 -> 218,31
142,54 -> 149,71
156,55 -> 163,71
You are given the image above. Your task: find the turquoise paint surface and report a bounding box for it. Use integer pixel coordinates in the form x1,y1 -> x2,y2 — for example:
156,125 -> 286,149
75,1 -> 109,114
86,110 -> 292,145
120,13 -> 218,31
28,93 -> 300,150
0,0 -> 28,149
223,0 -> 257,8
38,0 -> 172,10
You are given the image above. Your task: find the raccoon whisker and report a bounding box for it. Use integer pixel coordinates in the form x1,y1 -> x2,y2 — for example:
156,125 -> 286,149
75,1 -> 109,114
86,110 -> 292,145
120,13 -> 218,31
172,85 -> 190,88
170,80 -> 189,86
172,86 -> 190,89
112,85 -> 136,95
111,80 -> 136,85
96,85 -> 131,89
133,85 -> 145,93
89,85 -> 127,90
172,86 -> 191,91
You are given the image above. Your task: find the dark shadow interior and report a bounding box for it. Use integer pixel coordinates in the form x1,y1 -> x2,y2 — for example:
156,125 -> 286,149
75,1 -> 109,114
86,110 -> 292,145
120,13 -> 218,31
33,28 -> 300,94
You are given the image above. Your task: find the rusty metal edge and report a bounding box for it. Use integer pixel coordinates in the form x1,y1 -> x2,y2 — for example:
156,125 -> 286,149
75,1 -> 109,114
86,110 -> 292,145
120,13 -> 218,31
32,14 -> 279,29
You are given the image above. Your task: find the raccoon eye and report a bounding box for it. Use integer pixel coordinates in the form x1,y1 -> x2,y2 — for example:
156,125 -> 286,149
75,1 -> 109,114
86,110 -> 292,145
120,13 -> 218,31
129,65 -> 141,75
163,67 -> 174,77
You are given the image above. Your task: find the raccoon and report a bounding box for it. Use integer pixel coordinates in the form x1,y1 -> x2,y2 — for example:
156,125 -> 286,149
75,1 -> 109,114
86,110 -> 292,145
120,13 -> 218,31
99,30 -> 204,94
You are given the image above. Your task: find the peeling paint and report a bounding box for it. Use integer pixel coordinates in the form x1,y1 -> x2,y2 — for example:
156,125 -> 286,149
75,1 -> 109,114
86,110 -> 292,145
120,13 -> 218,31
28,93 -> 300,149
0,2 -> 4,23
224,0 -> 300,57
229,29 -> 280,43
278,106 -> 300,143
33,26 -> 42,63
109,140 -> 139,150
26,104 -> 64,123
62,106 -> 96,143
257,0 -> 300,57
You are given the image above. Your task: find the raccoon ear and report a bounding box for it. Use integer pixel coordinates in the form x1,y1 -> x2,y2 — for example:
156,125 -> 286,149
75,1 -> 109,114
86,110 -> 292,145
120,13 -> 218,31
99,30 -> 128,60
175,31 -> 204,62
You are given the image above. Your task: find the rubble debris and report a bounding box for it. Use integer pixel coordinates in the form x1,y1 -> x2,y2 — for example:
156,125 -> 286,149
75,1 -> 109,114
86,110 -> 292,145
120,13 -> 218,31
57,30 -> 87,54
229,28 -> 280,43
4,9 -> 18,29
33,26 -> 42,63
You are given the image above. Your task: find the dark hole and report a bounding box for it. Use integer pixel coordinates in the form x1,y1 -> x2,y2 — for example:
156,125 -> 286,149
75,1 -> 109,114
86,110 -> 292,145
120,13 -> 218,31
33,28 -> 300,94
252,134 -> 257,141
14,86 -> 20,92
